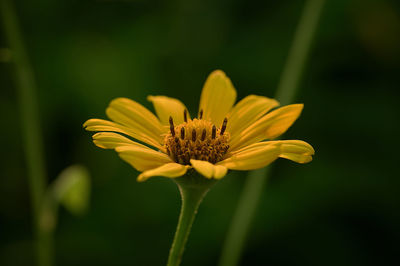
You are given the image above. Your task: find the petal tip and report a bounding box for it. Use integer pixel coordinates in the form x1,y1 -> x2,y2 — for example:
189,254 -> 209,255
310,146 -> 315,155
82,119 -> 97,130
190,159 -> 227,179
82,120 -> 89,128
210,69 -> 226,77
108,97 -> 127,107
137,174 -> 147,182
295,103 -> 304,110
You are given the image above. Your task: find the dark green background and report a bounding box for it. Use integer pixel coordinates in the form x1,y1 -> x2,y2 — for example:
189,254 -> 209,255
1,0 -> 399,265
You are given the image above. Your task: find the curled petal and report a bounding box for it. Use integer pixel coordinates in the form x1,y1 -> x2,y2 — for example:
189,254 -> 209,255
222,139 -> 314,170
190,159 -> 228,179
83,118 -> 163,150
116,146 -> 172,172
92,132 -> 147,149
218,144 -> 280,170
274,140 -> 314,163
137,163 -> 189,182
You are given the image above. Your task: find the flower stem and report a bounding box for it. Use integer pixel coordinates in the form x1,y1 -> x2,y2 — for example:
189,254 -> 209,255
0,1 -> 51,265
167,174 -> 216,266
218,1 -> 325,266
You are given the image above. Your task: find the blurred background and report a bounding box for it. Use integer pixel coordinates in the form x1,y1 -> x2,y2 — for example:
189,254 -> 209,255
1,0 -> 400,265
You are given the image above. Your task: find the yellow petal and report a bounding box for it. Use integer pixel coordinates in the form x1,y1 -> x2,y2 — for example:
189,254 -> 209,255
83,118 -> 163,150
199,70 -> 237,127
190,159 -> 228,179
227,95 -> 279,139
217,144 -> 280,170
236,140 -> 315,163
273,140 -> 314,163
115,146 -> 172,172
106,98 -> 164,141
147,95 -> 190,126
137,163 -> 189,182
229,104 -> 303,151
221,140 -> 314,170
92,132 -> 147,149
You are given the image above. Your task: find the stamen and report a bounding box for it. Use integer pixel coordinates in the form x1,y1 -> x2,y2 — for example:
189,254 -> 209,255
224,145 -> 229,153
169,116 -> 175,137
184,153 -> 190,164
192,129 -> 197,141
212,125 -> 216,139
220,118 -> 228,135
199,109 -> 203,119
201,129 -> 206,141
171,153 -> 177,163
180,127 -> 185,139
183,109 -> 188,123
164,118 -> 229,165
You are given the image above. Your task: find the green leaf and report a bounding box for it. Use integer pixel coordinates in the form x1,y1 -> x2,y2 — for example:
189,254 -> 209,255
52,165 -> 91,215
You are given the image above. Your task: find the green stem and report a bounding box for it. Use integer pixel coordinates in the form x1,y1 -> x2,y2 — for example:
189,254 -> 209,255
275,0 -> 326,106
218,168 -> 270,266
167,174 -> 217,266
0,1 -> 51,265
218,1 -> 325,266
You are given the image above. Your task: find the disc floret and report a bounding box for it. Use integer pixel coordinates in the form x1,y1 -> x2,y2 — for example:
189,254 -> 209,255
165,111 -> 230,165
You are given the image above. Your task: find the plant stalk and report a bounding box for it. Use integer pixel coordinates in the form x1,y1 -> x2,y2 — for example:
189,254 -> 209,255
167,174 -> 216,266
218,0 -> 325,265
275,0 -> 326,106
0,1 -> 51,265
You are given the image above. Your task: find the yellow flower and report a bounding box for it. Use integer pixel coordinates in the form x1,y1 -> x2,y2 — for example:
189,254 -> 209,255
83,70 -> 314,182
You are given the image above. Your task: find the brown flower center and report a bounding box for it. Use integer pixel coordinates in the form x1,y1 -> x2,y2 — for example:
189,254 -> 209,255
164,110 -> 230,165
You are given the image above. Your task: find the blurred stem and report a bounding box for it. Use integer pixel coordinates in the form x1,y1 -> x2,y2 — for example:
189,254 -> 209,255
218,168 -> 270,266
218,0 -> 325,266
167,174 -> 216,266
276,0 -> 326,106
0,1 -> 51,266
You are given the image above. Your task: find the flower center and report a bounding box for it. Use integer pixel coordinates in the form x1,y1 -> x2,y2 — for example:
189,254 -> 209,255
164,110 -> 230,165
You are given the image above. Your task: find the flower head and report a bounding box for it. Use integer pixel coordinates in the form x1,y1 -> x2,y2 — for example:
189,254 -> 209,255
83,70 -> 314,182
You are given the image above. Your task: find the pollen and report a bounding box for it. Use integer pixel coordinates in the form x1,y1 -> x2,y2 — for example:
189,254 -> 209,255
165,110 -> 230,165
